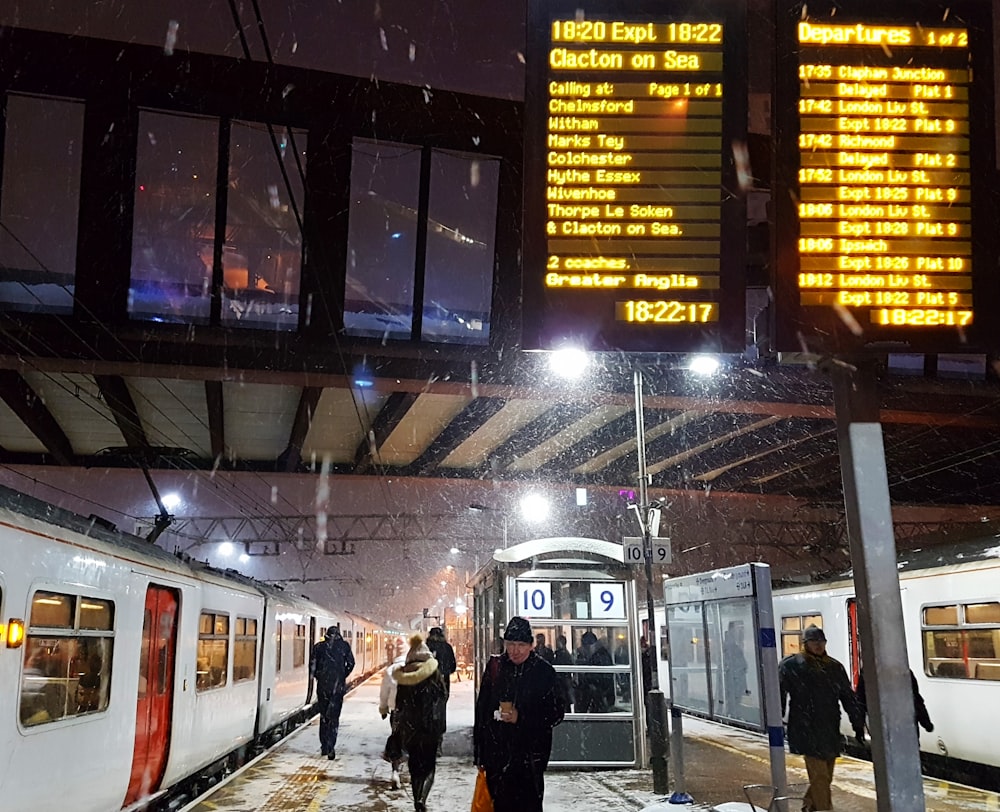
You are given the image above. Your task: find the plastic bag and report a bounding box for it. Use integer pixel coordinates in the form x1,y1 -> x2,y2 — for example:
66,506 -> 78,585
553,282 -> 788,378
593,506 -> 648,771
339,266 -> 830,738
471,769 -> 493,812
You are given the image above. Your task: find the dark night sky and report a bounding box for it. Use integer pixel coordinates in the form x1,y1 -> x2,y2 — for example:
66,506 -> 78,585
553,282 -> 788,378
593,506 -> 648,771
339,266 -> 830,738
0,1 -> 528,100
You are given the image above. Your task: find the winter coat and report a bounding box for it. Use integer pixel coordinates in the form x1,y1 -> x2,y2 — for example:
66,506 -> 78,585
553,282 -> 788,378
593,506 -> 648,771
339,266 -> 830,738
427,634 -> 457,678
855,668 -> 933,732
395,657 -> 448,743
474,651 -> 565,771
311,636 -> 355,698
779,651 -> 864,759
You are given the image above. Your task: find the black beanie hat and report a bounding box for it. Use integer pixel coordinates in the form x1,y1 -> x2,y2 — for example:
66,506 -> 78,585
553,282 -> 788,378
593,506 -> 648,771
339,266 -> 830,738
503,616 -> 533,643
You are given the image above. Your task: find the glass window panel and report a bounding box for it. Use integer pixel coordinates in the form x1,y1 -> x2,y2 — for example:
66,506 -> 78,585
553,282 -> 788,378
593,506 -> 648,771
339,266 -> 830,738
709,600 -> 761,727
276,620 -> 283,672
234,637 -> 257,681
247,618 -> 257,635
130,109 -> 218,324
199,612 -> 214,635
196,638 -> 228,690
223,121 -> 305,330
79,598 -> 114,630
214,614 -> 229,636
70,636 -> 112,714
421,150 -> 499,344
30,592 -> 74,628
139,609 -> 151,699
156,612 -> 173,694
344,139 -> 420,340
924,605 -> 959,626
782,617 -> 802,632
966,629 -> 997,658
667,604 -> 709,713
965,602 -> 1000,624
0,94 -> 81,314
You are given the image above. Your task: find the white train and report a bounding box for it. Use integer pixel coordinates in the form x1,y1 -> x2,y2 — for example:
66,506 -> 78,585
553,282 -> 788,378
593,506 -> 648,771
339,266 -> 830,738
770,534 -> 1000,790
0,485 -> 397,812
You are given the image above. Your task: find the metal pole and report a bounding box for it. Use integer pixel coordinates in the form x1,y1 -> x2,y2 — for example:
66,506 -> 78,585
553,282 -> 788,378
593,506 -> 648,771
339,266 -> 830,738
831,359 -> 925,811
634,367 -> 670,795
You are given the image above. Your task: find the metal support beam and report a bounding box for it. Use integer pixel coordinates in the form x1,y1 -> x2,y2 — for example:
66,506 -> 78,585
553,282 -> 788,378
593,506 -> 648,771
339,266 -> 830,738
830,359 -> 925,811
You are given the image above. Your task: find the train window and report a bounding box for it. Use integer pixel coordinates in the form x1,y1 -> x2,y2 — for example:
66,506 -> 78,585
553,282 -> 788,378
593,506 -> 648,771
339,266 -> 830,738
922,602 -> 1000,681
779,614 -> 823,657
293,624 -> 307,668
923,605 -> 959,625
233,617 -> 258,682
20,590 -> 114,727
965,602 -> 1000,624
29,591 -> 74,628
79,598 -> 113,630
197,611 -> 229,691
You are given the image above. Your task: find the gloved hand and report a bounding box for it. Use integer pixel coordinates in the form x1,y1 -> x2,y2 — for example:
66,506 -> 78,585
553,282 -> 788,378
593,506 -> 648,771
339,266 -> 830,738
922,722 -> 934,733
854,729 -> 866,748
380,711 -> 388,719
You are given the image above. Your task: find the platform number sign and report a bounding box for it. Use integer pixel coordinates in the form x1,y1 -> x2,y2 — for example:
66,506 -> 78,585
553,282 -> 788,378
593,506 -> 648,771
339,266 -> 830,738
590,583 -> 626,620
623,537 -> 644,563
517,581 -> 553,618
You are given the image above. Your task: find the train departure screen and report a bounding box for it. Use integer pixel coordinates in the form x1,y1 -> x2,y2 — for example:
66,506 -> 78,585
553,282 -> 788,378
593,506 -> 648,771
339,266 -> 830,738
523,0 -> 747,353
774,1 -> 997,352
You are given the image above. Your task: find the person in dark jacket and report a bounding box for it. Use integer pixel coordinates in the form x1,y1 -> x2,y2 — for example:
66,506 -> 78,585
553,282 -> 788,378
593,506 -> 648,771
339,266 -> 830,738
855,666 -> 933,735
575,630 -> 615,712
779,625 -> 865,812
396,633 -> 447,812
310,626 -> 355,759
426,627 -> 457,699
474,616 -> 565,812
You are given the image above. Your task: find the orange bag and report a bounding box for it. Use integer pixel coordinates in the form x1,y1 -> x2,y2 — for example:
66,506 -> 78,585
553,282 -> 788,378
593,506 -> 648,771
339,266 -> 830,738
471,769 -> 493,812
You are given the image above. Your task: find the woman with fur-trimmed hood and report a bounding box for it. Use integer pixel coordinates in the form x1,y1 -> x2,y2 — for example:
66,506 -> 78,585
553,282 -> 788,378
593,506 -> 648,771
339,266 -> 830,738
395,633 -> 447,812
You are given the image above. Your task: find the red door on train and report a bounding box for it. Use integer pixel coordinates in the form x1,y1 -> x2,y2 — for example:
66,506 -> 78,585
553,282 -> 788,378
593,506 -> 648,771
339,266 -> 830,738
125,585 -> 178,806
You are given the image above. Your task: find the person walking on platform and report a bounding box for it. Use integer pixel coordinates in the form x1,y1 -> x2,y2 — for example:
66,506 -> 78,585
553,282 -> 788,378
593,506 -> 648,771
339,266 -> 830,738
779,625 -> 865,812
395,633 -> 447,812
855,666 -> 934,736
311,625 -> 355,760
379,654 -> 406,789
426,627 -> 457,699
474,616 -> 566,812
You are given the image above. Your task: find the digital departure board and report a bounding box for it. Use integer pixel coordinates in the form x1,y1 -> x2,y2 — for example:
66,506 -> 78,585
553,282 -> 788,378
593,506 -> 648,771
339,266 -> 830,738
774,0 -> 998,352
522,0 -> 748,353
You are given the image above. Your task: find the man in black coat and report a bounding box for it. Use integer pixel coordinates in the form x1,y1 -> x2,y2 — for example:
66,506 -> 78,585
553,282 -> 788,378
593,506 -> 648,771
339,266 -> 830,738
310,626 -> 355,759
426,627 -> 457,699
855,666 -> 934,735
779,625 -> 865,811
474,616 -> 565,812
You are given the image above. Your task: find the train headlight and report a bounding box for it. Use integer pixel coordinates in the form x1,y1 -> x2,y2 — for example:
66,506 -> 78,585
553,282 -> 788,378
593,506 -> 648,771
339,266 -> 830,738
6,618 -> 24,648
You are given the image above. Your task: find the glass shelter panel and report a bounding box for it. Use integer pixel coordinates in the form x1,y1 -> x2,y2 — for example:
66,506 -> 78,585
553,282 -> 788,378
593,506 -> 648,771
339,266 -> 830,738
0,94 -> 82,314
421,150 -> 499,345
130,110 -> 219,324
706,598 -> 760,726
344,139 -> 421,339
222,121 -> 306,330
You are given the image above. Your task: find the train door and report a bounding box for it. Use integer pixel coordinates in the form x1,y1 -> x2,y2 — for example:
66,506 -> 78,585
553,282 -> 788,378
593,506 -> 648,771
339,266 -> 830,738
125,585 -> 178,806
847,598 -> 861,685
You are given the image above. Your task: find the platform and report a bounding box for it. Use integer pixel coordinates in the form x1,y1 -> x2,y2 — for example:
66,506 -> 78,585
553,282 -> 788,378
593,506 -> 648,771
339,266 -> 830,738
184,669 -> 999,812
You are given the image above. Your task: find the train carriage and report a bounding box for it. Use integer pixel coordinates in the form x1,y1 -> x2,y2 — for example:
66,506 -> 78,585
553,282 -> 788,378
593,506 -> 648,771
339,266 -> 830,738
0,484 -> 392,812
771,534 -> 1000,789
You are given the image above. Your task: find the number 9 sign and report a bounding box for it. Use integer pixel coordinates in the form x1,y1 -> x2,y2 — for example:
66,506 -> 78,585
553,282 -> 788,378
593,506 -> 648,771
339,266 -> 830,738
590,583 -> 625,620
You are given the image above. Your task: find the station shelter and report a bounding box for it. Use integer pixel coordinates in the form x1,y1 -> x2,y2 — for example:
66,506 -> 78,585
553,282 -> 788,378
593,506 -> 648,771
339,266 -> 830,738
469,537 -> 645,767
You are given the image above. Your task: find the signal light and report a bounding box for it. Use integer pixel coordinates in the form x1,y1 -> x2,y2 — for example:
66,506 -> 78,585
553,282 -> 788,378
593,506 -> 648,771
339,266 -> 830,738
6,618 -> 25,648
